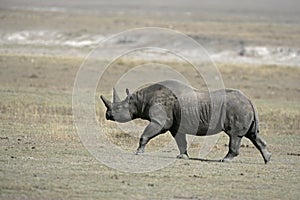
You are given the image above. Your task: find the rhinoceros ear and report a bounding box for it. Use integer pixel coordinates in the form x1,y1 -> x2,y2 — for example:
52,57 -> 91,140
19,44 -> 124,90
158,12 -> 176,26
126,88 -> 130,96
100,95 -> 112,109
113,88 -> 121,102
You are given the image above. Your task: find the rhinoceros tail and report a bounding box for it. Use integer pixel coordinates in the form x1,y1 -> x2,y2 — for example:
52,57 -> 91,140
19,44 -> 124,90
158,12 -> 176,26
248,99 -> 259,135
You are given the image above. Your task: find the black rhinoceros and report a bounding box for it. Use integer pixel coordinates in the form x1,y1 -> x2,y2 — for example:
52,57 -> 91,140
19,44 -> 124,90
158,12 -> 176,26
101,80 -> 271,164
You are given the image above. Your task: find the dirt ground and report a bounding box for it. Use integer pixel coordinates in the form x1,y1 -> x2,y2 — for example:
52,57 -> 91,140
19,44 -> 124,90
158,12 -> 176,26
1,2 -> 300,200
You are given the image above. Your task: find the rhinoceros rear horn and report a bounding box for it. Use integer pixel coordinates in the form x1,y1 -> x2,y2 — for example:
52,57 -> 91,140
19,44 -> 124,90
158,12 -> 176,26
113,88 -> 121,103
100,95 -> 112,109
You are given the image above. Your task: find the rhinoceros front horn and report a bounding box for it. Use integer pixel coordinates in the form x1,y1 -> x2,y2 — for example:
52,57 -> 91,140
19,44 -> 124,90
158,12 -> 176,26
113,88 -> 121,103
100,95 -> 112,109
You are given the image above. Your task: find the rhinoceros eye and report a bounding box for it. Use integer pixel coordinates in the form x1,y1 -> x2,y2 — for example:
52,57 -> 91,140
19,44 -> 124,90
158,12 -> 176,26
128,95 -> 135,105
113,104 -> 122,110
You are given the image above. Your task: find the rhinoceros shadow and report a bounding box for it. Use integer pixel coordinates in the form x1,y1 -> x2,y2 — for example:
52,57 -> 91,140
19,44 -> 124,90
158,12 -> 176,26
189,157 -> 263,165
189,157 -> 222,163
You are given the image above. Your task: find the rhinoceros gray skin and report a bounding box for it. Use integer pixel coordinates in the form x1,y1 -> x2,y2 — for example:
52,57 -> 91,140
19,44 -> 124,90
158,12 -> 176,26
100,80 -> 271,164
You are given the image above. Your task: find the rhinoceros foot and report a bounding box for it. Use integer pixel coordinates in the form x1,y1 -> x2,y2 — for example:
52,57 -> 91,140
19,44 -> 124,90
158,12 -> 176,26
176,154 -> 189,159
135,149 -> 144,155
263,151 -> 272,164
220,158 -> 233,163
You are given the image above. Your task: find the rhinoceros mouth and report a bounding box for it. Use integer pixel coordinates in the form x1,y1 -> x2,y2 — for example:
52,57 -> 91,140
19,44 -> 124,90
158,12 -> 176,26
106,112 -> 114,121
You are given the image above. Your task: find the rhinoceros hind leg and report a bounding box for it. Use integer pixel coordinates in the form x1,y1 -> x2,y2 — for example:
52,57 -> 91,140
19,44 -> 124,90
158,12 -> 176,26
222,135 -> 242,162
246,132 -> 271,164
172,132 -> 190,159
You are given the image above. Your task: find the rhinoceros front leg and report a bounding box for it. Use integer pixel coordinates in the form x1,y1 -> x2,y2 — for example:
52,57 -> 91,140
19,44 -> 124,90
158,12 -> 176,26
173,132 -> 189,159
135,122 -> 163,155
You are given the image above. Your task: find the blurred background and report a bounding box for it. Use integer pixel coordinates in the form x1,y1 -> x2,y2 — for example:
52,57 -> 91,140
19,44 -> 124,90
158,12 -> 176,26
1,0 -> 299,66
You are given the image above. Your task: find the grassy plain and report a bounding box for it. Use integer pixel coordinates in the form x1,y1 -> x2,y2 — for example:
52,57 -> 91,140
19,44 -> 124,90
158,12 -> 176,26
1,54 -> 300,199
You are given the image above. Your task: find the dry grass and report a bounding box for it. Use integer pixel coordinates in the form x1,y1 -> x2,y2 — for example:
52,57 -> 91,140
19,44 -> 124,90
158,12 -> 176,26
1,54 -> 299,142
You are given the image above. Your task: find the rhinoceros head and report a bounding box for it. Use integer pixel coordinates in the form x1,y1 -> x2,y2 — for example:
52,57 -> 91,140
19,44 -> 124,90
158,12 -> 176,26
100,88 -> 138,123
